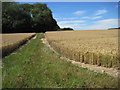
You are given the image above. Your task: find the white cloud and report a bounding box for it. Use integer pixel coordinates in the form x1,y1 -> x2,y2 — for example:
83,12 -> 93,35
58,19 -> 118,30
95,9 -> 108,15
54,18 -> 58,20
57,18 -> 118,30
58,20 -> 86,24
81,16 -> 90,19
57,20 -> 86,29
81,16 -> 103,20
54,17 -> 78,20
73,10 -> 86,15
61,17 -> 77,20
92,16 -> 103,19
79,19 -> 118,30
58,23 -> 86,30
94,19 -> 117,25
62,18 -> 77,20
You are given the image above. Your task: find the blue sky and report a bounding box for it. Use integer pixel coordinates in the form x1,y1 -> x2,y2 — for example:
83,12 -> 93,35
13,0 -> 120,2
19,2 -> 118,30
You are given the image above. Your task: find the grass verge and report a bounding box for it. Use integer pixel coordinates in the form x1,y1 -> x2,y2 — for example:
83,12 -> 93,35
2,33 -> 118,88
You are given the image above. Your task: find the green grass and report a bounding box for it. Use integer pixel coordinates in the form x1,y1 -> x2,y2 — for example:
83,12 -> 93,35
2,33 -> 118,88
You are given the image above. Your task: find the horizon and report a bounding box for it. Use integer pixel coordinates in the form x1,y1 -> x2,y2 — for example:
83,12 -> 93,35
18,2 -> 118,30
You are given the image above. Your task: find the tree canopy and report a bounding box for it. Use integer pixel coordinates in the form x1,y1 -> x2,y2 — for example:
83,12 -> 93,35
2,2 -> 60,33
108,27 -> 120,30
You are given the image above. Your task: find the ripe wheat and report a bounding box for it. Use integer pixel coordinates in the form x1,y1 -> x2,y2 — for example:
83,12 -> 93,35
46,30 -> 118,68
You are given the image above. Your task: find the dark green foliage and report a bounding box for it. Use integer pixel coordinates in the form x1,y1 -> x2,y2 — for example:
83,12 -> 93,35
57,28 -> 74,31
2,2 -> 60,33
108,27 -> 120,30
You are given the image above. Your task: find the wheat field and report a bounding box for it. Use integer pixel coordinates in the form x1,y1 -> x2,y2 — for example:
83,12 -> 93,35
1,33 -> 35,47
46,30 -> 118,68
1,33 -> 36,57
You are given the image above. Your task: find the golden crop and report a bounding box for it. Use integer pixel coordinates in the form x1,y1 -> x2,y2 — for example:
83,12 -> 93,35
1,33 -> 36,57
46,30 -> 118,68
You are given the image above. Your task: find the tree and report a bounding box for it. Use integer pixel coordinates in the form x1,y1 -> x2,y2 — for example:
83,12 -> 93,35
2,2 -> 60,33
31,3 -> 59,32
2,2 -> 16,32
2,2 -> 32,33
57,28 -> 74,31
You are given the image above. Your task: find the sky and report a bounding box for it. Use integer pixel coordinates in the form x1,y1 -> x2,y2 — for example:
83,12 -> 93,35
19,2 -> 118,30
7,0 -> 120,2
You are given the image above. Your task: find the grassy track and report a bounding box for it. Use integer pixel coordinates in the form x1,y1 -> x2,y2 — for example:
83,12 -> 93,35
2,34 -> 118,88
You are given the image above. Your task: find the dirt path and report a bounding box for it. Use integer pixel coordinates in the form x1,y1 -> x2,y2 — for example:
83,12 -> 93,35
41,38 -> 119,78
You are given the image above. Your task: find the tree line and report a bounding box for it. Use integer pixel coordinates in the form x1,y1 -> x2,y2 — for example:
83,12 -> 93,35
58,28 -> 73,31
2,2 -> 60,33
108,27 -> 120,30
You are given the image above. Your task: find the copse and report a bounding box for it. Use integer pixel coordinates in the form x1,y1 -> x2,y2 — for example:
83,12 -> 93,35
2,2 -> 32,33
108,27 -> 120,30
30,3 -> 59,32
2,2 -> 60,33
57,28 -> 74,31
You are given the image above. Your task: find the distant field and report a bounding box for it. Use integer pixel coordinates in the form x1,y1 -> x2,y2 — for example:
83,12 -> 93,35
46,29 -> 118,68
1,33 -> 36,57
1,33 -> 35,47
